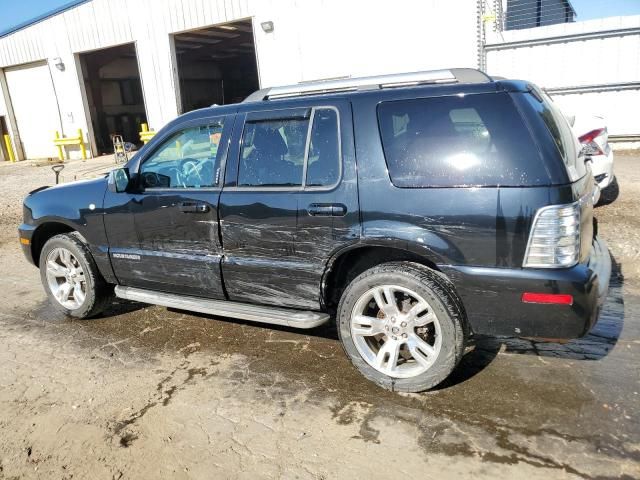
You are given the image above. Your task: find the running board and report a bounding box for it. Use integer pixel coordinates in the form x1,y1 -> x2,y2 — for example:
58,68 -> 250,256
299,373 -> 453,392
114,286 -> 329,329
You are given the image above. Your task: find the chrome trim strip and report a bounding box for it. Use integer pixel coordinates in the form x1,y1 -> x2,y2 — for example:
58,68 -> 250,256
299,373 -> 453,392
301,108 -> 315,189
114,286 -> 329,329
143,187 -> 221,193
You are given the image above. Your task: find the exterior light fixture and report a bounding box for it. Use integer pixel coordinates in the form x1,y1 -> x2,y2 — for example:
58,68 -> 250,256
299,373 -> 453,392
260,21 -> 274,33
53,57 -> 65,71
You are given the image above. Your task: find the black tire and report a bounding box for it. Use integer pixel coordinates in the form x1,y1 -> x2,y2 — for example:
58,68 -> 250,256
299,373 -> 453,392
38,233 -> 113,319
336,262 -> 467,392
597,176 -> 619,206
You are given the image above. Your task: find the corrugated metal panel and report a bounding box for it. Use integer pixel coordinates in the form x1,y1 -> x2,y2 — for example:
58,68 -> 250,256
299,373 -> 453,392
0,0 -> 480,157
0,0 -> 252,67
485,15 -> 640,135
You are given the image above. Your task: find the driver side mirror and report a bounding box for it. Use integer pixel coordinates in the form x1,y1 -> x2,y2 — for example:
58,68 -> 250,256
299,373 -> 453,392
109,167 -> 131,193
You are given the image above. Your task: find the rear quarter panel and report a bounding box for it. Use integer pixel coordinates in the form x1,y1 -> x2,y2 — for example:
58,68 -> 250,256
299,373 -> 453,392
351,93 -> 566,268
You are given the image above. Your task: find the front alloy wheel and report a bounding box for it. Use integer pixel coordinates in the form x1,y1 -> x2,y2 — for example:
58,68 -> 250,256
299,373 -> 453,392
39,233 -> 112,318
45,247 -> 87,309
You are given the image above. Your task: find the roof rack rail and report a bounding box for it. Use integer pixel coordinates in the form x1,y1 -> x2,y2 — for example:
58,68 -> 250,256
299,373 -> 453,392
243,68 -> 492,102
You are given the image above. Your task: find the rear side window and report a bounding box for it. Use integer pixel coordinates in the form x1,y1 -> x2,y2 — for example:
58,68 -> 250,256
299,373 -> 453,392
525,90 -> 585,182
377,92 -> 547,187
238,107 -> 341,188
239,117 -> 309,187
307,108 -> 340,187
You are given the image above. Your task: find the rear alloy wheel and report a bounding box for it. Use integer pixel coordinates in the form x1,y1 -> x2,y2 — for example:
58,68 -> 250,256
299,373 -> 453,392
351,285 -> 442,378
337,262 -> 466,392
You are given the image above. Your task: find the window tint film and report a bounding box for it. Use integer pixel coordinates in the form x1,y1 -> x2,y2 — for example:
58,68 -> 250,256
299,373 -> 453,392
140,121 -> 225,188
377,92 -> 546,187
239,117 -> 309,187
527,91 -> 585,182
306,108 -> 340,187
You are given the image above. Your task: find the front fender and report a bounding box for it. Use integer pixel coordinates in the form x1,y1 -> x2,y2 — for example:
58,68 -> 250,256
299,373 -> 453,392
19,177 -> 116,282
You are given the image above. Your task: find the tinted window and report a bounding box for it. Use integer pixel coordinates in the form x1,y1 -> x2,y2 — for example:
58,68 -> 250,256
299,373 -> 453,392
527,90 -> 585,182
239,117 -> 309,187
140,121 -> 225,188
306,108 -> 340,187
377,93 -> 546,187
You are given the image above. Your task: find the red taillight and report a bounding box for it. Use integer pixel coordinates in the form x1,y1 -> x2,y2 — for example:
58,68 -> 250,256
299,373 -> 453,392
578,128 -> 605,144
579,128 -> 606,156
521,292 -> 574,305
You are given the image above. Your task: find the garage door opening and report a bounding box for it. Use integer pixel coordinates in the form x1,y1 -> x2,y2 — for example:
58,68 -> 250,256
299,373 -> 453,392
173,19 -> 259,112
79,43 -> 147,155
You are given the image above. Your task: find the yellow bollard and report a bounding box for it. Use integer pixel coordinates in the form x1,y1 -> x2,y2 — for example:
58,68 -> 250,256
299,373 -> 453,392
54,131 -> 64,161
139,123 -> 156,144
53,129 -> 88,161
77,128 -> 87,160
3,134 -> 16,162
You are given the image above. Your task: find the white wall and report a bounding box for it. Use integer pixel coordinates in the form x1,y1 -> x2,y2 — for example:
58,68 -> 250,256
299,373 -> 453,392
549,90 -> 640,138
484,14 -> 640,136
0,0 -> 480,160
252,0 -> 479,87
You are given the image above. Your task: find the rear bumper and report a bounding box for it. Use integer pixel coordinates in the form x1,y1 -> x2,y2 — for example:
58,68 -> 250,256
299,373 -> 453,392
441,236 -> 612,338
591,150 -> 614,189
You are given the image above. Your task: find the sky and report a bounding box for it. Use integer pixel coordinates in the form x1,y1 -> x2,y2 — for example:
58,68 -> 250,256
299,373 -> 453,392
0,0 -> 639,33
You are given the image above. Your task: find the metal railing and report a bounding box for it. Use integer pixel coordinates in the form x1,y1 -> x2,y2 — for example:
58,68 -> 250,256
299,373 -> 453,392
502,0 -> 576,31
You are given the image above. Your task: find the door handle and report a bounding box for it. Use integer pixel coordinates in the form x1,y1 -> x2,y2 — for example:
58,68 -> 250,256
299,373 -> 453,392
179,202 -> 210,213
308,203 -> 347,217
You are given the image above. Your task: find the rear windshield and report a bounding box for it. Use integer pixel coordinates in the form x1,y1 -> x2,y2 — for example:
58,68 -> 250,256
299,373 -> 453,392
377,92 -> 548,188
524,89 -> 585,182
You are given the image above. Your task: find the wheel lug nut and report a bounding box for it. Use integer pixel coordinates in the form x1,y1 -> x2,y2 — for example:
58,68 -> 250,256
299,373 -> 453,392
401,321 -> 407,327
402,333 -> 408,339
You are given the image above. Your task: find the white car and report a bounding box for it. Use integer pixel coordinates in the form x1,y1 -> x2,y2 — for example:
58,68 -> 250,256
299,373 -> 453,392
571,115 -> 615,193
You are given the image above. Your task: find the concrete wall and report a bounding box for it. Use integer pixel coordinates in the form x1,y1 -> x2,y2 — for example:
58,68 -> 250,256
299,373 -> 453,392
484,14 -> 640,136
0,0 -> 480,160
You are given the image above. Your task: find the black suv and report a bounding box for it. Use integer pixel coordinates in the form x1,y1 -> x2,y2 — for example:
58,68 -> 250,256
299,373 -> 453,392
19,68 -> 611,392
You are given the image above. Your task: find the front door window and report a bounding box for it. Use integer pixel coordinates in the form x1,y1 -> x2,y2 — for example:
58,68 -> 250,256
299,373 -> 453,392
140,121 -> 225,189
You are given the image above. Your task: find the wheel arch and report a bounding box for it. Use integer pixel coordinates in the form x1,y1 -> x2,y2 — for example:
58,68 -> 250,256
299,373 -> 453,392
31,221 -> 78,267
321,241 -> 446,311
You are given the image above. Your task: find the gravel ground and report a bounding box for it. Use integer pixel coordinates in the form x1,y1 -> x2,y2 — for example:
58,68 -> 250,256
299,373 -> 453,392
0,156 -> 117,244
0,153 -> 638,479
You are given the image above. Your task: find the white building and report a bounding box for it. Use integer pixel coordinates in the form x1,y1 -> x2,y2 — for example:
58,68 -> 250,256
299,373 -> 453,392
0,0 -> 637,161
0,0 -> 481,160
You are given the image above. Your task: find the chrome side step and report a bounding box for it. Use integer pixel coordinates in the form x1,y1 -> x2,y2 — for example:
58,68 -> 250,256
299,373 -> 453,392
114,286 -> 329,329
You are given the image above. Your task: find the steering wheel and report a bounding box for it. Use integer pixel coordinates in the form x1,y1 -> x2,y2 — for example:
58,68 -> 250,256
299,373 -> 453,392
181,159 -> 203,187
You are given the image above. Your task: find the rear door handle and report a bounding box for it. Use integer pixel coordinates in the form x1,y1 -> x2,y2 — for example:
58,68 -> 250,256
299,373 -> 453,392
308,203 -> 347,217
179,201 -> 210,213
